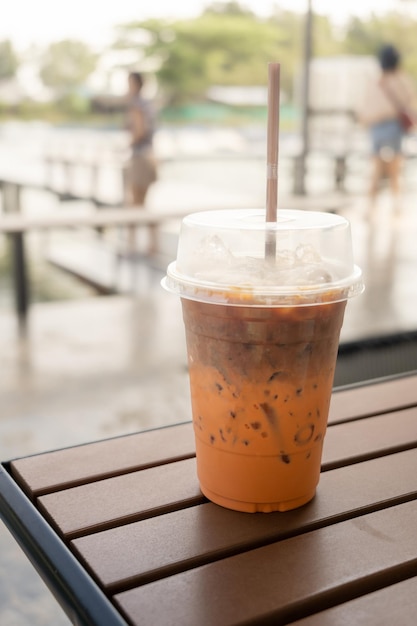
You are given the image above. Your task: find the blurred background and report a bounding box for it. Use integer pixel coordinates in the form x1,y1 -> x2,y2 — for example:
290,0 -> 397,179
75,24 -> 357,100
2,0 -> 417,312
2,1 -> 417,623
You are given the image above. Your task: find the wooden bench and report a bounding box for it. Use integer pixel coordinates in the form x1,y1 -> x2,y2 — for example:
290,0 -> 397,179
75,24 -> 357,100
0,162 -> 122,206
0,194 -> 352,325
0,207 -> 190,324
1,372 -> 417,625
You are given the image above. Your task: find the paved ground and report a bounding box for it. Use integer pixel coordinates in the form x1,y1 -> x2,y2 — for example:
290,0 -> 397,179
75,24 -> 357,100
2,184 -> 417,624
0,291 -> 192,626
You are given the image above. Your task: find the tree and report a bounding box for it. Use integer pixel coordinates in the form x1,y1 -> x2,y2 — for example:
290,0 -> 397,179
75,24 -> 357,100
39,40 -> 97,94
312,14 -> 344,57
115,10 -> 303,104
203,1 -> 255,17
114,5 -> 417,107
345,12 -> 417,80
0,40 -> 19,80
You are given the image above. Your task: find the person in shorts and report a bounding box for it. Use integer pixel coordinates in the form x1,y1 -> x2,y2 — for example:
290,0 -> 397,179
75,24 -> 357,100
125,71 -> 158,252
358,44 -> 416,211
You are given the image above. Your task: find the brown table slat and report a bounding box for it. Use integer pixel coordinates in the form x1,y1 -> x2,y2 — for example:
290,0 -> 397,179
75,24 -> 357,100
114,500 -> 417,626
38,458 -> 203,539
323,406 -> 417,470
35,407 -> 417,540
9,423 -> 194,497
291,575 -> 417,626
328,372 -> 417,424
71,448 -> 417,593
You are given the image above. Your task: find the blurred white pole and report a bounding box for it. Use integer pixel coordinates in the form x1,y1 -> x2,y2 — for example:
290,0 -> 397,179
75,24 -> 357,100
293,0 -> 312,195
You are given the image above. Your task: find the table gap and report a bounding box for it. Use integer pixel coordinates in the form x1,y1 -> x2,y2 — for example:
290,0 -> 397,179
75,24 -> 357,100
322,441 -> 417,472
71,491 -> 417,596
38,495 -> 207,541
270,562 -> 417,625
328,401 -> 417,425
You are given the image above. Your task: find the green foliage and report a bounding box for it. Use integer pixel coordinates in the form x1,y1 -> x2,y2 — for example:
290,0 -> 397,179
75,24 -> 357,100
203,1 -> 255,17
345,12 -> 417,78
57,92 -> 91,116
4,3 -> 417,124
39,39 -> 98,93
115,7 -> 352,106
313,14 -> 344,57
111,4 -> 417,123
0,40 -> 19,80
116,10 -> 307,104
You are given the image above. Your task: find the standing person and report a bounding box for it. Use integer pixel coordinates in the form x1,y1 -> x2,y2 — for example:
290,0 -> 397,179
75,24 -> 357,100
358,44 -> 417,212
125,71 -> 158,253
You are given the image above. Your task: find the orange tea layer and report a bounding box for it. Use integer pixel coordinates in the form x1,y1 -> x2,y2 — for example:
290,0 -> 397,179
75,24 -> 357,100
182,298 -> 346,459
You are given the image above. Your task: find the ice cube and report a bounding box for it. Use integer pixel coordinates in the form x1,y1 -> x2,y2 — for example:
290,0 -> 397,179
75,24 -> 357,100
295,244 -> 321,265
304,267 -> 333,284
203,235 -> 234,263
291,265 -> 333,286
192,236 -> 334,288
276,249 -> 296,269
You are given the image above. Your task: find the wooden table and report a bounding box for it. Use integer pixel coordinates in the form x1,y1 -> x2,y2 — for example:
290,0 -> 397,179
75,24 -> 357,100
1,373 -> 417,625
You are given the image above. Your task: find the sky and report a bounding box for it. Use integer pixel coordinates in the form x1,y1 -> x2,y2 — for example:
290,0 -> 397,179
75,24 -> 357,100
1,0 -> 416,51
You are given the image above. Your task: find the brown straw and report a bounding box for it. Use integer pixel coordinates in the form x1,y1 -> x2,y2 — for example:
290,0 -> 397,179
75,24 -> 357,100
265,62 -> 280,259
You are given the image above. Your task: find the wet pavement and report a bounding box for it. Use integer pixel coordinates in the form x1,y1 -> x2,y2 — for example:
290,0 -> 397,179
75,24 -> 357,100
0,291 -> 192,626
2,184 -> 417,624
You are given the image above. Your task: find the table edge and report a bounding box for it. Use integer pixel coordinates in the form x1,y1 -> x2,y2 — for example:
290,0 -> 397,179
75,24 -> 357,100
0,465 -> 128,626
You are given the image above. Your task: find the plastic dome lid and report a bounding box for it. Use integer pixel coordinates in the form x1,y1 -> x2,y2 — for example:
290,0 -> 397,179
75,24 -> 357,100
162,209 -> 364,306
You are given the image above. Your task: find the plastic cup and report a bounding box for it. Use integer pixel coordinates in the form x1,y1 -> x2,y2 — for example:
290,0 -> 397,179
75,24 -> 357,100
162,209 -> 363,513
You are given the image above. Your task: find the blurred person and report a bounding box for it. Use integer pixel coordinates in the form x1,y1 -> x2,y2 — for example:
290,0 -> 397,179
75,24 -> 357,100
124,71 -> 158,253
358,44 -> 417,212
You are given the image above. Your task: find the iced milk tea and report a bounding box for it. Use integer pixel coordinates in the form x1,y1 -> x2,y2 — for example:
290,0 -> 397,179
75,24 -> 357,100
182,295 -> 346,512
163,208 -> 363,513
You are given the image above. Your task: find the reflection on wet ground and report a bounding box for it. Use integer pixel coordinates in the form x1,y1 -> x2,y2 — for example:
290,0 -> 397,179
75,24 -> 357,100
343,194 -> 417,341
1,292 -> 191,459
1,187 -> 417,624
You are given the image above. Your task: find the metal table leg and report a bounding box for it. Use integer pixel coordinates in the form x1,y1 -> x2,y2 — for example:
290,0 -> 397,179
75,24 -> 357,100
9,232 -> 29,325
3,182 -> 29,325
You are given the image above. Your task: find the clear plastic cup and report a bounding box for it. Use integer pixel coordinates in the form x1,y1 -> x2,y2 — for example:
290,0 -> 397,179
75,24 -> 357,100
162,209 -> 363,513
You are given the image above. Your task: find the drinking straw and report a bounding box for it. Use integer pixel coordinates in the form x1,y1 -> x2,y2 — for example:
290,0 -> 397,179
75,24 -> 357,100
265,62 -> 280,259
